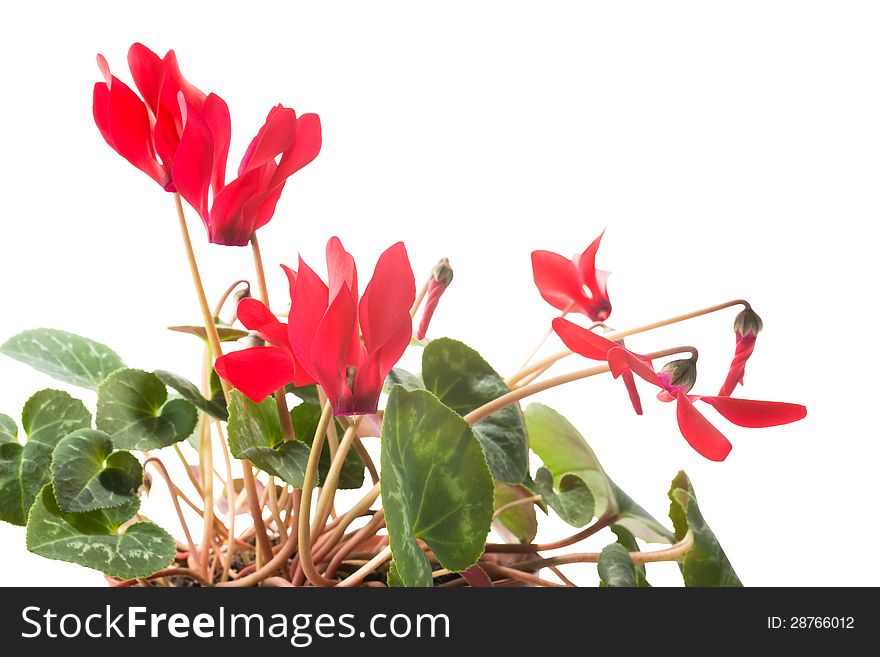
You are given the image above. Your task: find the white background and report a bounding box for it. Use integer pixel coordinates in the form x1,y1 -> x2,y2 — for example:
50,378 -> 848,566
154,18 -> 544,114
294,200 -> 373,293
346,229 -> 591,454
0,1 -> 877,586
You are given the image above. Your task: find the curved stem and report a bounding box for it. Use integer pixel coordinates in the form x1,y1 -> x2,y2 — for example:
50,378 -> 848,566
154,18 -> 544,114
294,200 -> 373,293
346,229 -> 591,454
143,458 -> 199,565
410,279 -> 430,318
324,509 -> 385,579
298,402 -> 337,587
216,420 -> 237,583
335,546 -> 392,588
312,420 -> 361,538
212,279 -> 250,318
479,562 -> 565,587
111,567 -> 212,588
518,303 -> 578,370
492,495 -> 543,520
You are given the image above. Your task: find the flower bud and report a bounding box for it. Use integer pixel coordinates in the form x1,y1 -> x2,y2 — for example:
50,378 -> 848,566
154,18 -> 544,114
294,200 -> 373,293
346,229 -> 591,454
733,308 -> 763,337
417,258 -> 454,340
658,358 -> 697,394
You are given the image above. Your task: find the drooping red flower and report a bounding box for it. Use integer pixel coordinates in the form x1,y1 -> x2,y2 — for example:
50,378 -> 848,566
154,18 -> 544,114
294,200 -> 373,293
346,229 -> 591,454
173,101 -> 321,246
255,237 -> 414,416
416,258 -> 453,340
531,230 -> 612,322
93,43 -> 209,191
214,298 -> 314,402
553,318 -> 806,461
718,308 -> 763,397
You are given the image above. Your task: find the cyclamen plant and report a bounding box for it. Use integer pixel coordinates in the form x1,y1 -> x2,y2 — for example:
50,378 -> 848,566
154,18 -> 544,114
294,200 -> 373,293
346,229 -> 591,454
0,43 -> 806,588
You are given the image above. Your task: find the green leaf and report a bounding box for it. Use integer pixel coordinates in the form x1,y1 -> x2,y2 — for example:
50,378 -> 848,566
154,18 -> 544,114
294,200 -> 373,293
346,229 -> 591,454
290,403 -> 365,490
493,482 -> 538,544
155,370 -> 228,421
285,384 -> 320,405
611,525 -> 650,586
668,471 -> 742,587
227,391 -> 311,488
1,328 -> 125,390
525,403 -> 673,542
96,369 -> 198,450
0,413 -> 16,444
422,338 -> 528,483
598,543 -> 640,587
51,429 -> 142,513
531,467 -> 595,527
381,387 -> 494,587
384,368 -> 425,393
0,390 -> 92,525
26,486 -> 175,579
168,322 -> 249,343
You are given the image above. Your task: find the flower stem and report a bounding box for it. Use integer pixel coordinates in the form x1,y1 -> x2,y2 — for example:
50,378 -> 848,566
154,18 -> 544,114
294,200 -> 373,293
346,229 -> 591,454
410,279 -> 430,318
297,401 -> 337,587
335,546 -> 392,588
518,302 -> 577,370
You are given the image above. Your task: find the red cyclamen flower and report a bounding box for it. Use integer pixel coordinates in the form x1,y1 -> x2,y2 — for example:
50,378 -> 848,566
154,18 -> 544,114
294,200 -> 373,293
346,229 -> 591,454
173,101 -> 321,246
718,308 -> 763,397
416,258 -> 453,340
553,318 -> 806,461
214,298 -> 315,402
93,43 -> 208,191
531,230 -> 612,321
240,237 -> 413,416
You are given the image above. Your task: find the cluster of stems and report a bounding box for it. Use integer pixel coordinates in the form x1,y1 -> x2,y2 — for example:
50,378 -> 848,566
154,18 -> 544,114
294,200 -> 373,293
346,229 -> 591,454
120,195 -> 745,587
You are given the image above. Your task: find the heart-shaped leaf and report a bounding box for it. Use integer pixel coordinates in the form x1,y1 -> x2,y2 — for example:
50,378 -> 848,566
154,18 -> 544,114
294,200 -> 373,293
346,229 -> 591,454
96,369 -> 198,450
493,482 -> 539,544
668,471 -> 742,587
155,370 -> 228,421
26,486 -> 175,579
531,467 -> 595,527
422,338 -> 529,483
526,403 -> 673,542
611,525 -> 650,586
227,391 -> 311,488
598,543 -> 640,587
1,328 -> 125,390
0,413 -> 16,444
51,429 -> 142,513
381,386 -> 494,587
0,390 -> 92,525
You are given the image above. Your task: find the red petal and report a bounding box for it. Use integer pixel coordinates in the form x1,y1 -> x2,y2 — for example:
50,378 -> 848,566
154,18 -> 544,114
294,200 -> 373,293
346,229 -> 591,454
621,370 -> 643,415
238,105 -> 298,177
606,347 -> 664,388
95,56 -> 166,186
271,113 -> 322,186
552,317 -> 616,360
531,250 -> 584,313
127,43 -> 163,117
206,167 -> 264,245
675,391 -> 732,461
575,229 -> 605,294
311,287 -> 359,414
359,242 -> 415,354
202,93 -> 231,193
326,236 -> 359,301
171,99 -> 214,225
698,396 -> 807,428
237,298 -> 291,349
214,347 -> 296,403
718,333 -> 757,397
417,277 -> 448,340
287,255 -> 329,375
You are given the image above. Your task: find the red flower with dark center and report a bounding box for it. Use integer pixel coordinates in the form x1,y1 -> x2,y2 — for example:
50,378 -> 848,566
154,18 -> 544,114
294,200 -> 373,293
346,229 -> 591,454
93,43 -> 208,191
553,317 -> 806,461
718,308 -> 763,397
531,230 -> 612,322
214,298 -> 314,402
273,237 -> 415,416
173,100 -> 321,246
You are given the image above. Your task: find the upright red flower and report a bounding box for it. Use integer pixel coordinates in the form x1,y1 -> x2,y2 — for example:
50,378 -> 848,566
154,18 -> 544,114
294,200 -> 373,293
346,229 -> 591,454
284,238 -> 416,416
173,101 -> 321,246
93,43 -> 209,191
214,298 -> 314,402
531,230 -> 612,322
718,308 -> 763,397
553,318 -> 806,461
